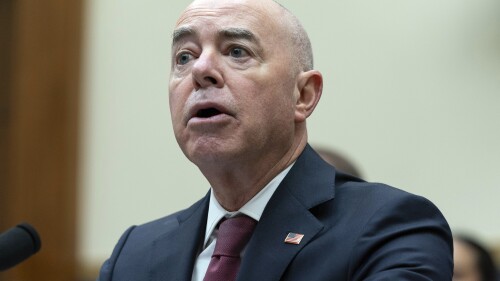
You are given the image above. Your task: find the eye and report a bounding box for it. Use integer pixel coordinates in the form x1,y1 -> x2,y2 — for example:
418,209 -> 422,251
176,52 -> 193,65
229,47 -> 248,58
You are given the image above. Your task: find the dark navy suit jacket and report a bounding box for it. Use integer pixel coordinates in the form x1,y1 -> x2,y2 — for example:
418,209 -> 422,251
98,145 -> 453,280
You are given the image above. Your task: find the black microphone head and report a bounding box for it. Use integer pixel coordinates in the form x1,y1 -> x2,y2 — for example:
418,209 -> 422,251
0,223 -> 42,271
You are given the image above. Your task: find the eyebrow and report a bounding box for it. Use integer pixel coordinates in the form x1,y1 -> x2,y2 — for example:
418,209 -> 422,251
219,28 -> 259,44
172,26 -> 197,45
172,26 -> 259,46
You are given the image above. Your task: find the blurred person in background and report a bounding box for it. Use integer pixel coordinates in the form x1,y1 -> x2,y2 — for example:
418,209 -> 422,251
454,234 -> 499,281
315,146 -> 363,178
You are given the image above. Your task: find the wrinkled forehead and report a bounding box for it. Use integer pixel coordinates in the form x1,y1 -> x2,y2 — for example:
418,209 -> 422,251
174,0 -> 282,39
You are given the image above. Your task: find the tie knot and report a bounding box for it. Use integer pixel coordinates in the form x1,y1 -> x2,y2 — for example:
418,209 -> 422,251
213,215 -> 257,257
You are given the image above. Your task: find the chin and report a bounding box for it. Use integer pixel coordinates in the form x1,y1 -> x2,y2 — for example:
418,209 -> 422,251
185,140 -> 236,166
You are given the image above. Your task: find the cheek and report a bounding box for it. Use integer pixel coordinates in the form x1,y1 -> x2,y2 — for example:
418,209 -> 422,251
168,94 -> 188,148
168,94 -> 181,123
248,89 -> 296,131
169,89 -> 180,109
168,81 -> 178,112
169,80 -> 190,121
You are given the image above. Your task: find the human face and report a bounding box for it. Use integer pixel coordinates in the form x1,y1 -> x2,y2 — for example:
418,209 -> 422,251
169,0 -> 300,168
453,239 -> 482,281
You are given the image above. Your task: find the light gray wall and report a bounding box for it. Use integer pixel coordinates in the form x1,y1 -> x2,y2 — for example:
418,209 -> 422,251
80,0 -> 500,267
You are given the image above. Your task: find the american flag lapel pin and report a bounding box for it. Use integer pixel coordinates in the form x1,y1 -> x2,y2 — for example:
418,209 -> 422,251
284,232 -> 304,245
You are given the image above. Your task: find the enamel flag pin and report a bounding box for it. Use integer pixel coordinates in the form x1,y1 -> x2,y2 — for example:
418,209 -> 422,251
284,232 -> 304,245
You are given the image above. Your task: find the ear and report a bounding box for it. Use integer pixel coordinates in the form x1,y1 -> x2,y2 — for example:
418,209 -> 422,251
294,70 -> 323,122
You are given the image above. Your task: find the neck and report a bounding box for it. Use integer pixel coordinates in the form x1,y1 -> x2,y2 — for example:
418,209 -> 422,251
200,133 -> 307,211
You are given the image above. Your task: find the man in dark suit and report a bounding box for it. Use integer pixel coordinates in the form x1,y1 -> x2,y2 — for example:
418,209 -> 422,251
98,0 -> 453,280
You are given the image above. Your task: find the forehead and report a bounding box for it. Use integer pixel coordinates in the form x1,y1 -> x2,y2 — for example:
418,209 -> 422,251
174,1 -> 280,38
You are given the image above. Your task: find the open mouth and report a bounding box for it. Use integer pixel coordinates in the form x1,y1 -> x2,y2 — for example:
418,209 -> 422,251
196,108 -> 223,118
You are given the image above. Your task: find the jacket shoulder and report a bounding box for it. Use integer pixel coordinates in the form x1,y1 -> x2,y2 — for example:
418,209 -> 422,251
97,194 -> 208,281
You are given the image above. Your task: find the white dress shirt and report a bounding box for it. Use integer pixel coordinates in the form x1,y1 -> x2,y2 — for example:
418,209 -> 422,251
191,163 -> 294,281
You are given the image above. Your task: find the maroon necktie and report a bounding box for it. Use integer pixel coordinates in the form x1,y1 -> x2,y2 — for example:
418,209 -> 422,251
203,215 -> 257,281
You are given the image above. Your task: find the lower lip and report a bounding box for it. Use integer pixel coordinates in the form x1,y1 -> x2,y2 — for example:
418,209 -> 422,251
187,114 -> 233,126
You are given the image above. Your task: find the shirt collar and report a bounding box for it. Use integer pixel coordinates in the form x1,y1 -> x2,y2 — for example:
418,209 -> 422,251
203,163 -> 294,246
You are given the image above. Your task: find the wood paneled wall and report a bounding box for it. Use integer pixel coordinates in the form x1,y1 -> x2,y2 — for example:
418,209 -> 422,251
0,0 -> 82,280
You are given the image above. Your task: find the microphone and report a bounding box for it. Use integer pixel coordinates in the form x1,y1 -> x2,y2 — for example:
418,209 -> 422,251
0,223 -> 41,271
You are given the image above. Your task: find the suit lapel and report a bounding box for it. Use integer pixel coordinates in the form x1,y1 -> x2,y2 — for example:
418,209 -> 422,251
236,188 -> 324,281
237,145 -> 336,281
150,193 -> 209,281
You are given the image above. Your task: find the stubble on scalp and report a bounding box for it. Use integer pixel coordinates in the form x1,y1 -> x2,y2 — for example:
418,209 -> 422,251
272,0 -> 314,73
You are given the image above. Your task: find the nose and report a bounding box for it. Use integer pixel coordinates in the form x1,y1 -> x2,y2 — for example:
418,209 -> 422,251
191,50 -> 224,90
